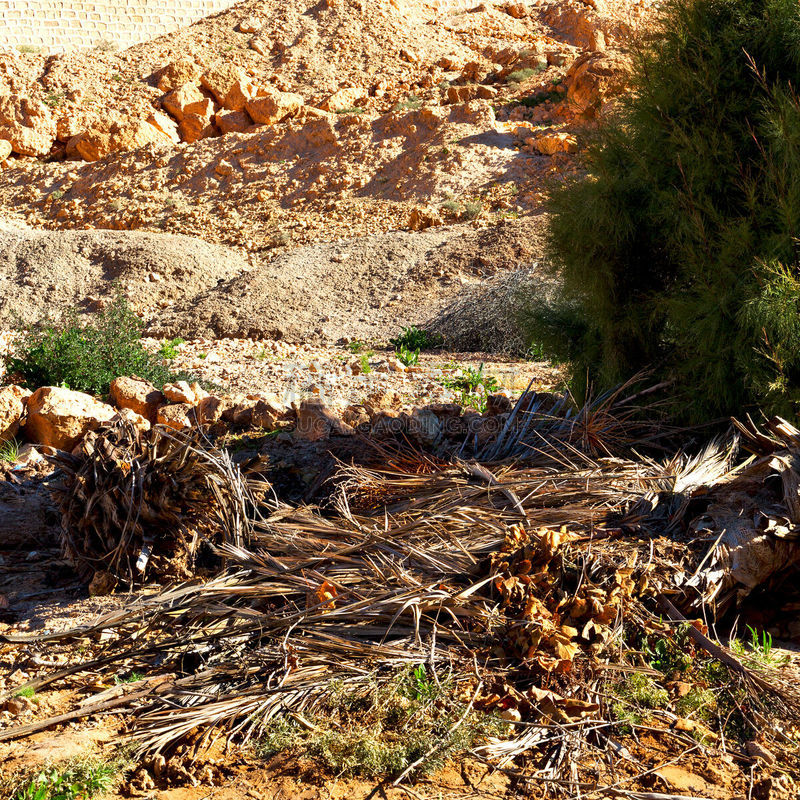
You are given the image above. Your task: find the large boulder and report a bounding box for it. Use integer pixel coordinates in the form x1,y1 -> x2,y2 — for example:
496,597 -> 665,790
320,87 -> 366,112
23,387 -> 116,450
0,385 -> 31,443
69,116 -> 179,162
109,376 -> 165,423
246,90 -> 304,125
156,56 -> 202,92
564,51 -> 630,119
0,96 -> 56,157
162,83 -> 214,122
294,399 -> 353,442
200,64 -> 253,112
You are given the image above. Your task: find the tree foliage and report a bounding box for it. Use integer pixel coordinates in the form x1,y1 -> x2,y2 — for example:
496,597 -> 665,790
527,0 -> 800,419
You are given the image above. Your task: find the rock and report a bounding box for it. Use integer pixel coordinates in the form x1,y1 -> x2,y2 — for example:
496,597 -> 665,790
190,382 -> 209,402
249,37 -> 271,56
746,741 -> 776,764
23,387 -> 116,450
342,404 -> 370,428
178,113 -> 218,143
0,139 -> 12,162
70,116 -> 179,161
503,2 -> 527,18
437,54 -> 461,70
246,90 -> 304,125
0,385 -> 31,443
88,570 -> 117,596
162,381 -> 195,404
486,393 -> 512,416
195,394 -> 232,425
215,110 -> 253,134
238,16 -> 264,34
109,376 -> 165,423
320,87 -> 367,112
0,123 -> 53,157
446,85 -> 476,104
408,207 -> 442,231
156,57 -> 202,92
476,85 -> 497,100
201,64 -> 253,112
409,407 -> 442,447
564,51 -> 630,119
162,83 -> 213,122
4,696 -> 32,715
294,398 -> 353,442
531,132 -> 578,155
146,111 -> 180,144
156,403 -> 192,430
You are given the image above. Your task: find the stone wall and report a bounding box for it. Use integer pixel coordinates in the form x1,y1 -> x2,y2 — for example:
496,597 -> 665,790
0,0 -> 241,52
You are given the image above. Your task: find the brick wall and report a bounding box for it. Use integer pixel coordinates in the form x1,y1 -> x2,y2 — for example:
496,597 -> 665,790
0,0 -> 241,52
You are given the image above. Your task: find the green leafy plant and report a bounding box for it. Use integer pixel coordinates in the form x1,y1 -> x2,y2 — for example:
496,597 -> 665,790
113,671 -> 144,685
14,686 -> 35,699
10,760 -> 117,800
731,625 -> 789,668
525,0 -> 800,419
347,339 -> 368,354
50,190 -> 64,201
396,345 -> 419,367
0,438 -> 20,463
506,67 -> 538,84
5,288 -> 198,395
390,326 -> 441,352
157,337 -> 185,360
463,200 -> 482,220
359,354 -> 373,375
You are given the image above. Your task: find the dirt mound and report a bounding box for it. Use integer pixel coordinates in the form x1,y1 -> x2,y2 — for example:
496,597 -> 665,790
146,217 -> 544,343
0,223 -> 249,325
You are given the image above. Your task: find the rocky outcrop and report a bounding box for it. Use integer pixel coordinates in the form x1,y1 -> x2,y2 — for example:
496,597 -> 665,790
68,116 -> 179,161
109,376 -> 165,423
0,385 -> 31,443
0,97 -> 56,157
201,64 -> 253,112
22,387 -> 116,450
246,90 -> 304,125
563,51 -> 630,119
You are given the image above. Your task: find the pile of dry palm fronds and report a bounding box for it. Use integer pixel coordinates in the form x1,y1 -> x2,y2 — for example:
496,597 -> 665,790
51,419 -> 268,584
4,409 -> 800,793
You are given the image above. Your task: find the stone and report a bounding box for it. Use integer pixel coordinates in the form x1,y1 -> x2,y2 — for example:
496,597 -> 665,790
504,2 -> 527,18
178,114 -> 218,143
215,110 -> 253,134
532,132 -> 578,155
446,85 -> 476,104
23,387 -> 116,450
0,123 -> 53,157
409,407 -> 442,447
195,394 -> 232,425
320,87 -> 367,112
246,90 -> 304,125
437,54 -> 461,70
564,51 -> 630,119
0,385 -> 31,443
70,116 -> 179,161
486,393 -> 512,416
156,403 -> 192,430
238,16 -> 264,34
161,83 -> 212,122
156,57 -> 202,92
407,207 -> 442,231
162,381 -> 195,404
0,139 -> 12,162
201,64 -> 253,112
109,376 -> 165,423
294,398 -> 353,442
146,111 -> 180,144
89,570 -> 117,597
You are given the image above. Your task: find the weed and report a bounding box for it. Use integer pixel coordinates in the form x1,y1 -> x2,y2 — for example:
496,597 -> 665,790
463,200 -> 482,220
396,345 -> 419,367
393,96 -> 422,112
360,354 -> 372,375
0,438 -> 20,463
44,91 -> 64,108
506,67 -> 539,84
390,326 -> 441,352
16,44 -> 41,54
50,190 -> 64,201
10,759 -> 119,800
441,198 -> 461,214
14,686 -> 35,699
93,39 -> 118,52
610,672 -> 669,731
516,89 -> 561,109
731,625 -> 789,668
336,107 -> 365,115
5,287 -> 200,395
198,352 -> 208,360
157,337 -> 185,360
644,626 -> 694,674
347,339 -> 368,354
527,342 -> 545,360
111,74 -> 122,82
402,664 -> 438,703
440,363 -> 499,394
113,671 -> 144,685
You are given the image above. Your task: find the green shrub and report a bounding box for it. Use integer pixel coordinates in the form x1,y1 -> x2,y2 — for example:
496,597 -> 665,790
506,68 -> 538,84
5,290 -> 197,395
524,0 -> 800,420
10,760 -> 118,800
390,326 -> 441,352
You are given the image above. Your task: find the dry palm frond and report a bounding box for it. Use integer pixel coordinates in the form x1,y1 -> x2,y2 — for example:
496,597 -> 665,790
52,419 -> 266,583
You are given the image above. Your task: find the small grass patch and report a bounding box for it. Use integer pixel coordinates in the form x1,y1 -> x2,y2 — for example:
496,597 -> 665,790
439,363 -> 499,412
16,44 -> 41,54
336,107 -> 365,115
157,337 -> 185,360
43,91 -> 65,108
463,200 -> 482,220
390,326 -> 441,352
506,67 -> 540,84
113,671 -> 144,685
14,686 -> 35,699
393,96 -> 422,112
8,758 -> 123,800
0,437 -> 20,463
360,354 -> 372,375
254,665 -> 505,779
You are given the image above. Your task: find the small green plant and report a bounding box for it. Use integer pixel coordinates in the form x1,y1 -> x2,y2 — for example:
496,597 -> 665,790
113,671 -> 144,685
403,664 -> 438,703
5,288 -> 199,395
644,628 -> 694,674
157,337 -> 185,360
610,672 -> 669,731
731,625 -> 789,668
16,44 -> 41,54
50,190 -> 64,201
393,95 -> 422,112
43,91 -> 64,108
347,339 -> 368,354
0,438 -> 20,463
463,200 -> 482,220
517,89 -> 562,108
441,363 -> 499,394
390,326 -> 441,352
506,67 -> 538,84
396,345 -> 419,367
360,354 -> 372,375
111,74 -> 122,82
10,760 -> 119,800
198,352 -> 208,360
14,686 -> 35,699
336,107 -> 365,115
441,198 -> 461,214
